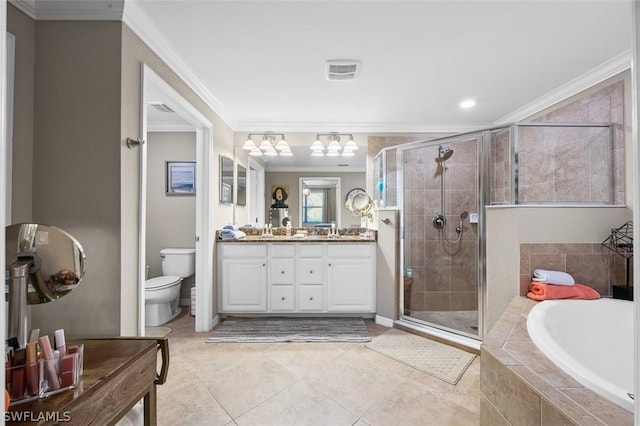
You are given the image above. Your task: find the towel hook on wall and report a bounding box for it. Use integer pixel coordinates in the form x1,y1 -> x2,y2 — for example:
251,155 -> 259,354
126,137 -> 144,149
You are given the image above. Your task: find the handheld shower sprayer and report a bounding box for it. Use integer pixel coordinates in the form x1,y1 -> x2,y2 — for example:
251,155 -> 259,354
456,211 -> 469,234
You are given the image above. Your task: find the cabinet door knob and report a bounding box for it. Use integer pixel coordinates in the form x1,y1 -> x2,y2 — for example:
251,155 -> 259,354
381,218 -> 391,225
281,270 -> 285,274
328,263 -> 332,267
281,297 -> 286,301
262,263 -> 266,267
309,297 -> 314,300
309,270 -> 313,274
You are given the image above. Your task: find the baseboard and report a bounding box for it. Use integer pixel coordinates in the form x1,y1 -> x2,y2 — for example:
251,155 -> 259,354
375,314 -> 394,328
180,298 -> 191,306
211,314 -> 220,329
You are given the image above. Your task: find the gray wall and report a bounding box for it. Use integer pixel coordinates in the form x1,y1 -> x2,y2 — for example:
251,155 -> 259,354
146,132 -> 196,301
265,171 -> 366,228
7,4 -> 34,223
29,20 -> 123,338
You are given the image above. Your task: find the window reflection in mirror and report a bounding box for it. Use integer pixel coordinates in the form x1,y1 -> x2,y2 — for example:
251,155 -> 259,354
219,156 -> 234,204
299,177 -> 341,227
236,163 -> 247,206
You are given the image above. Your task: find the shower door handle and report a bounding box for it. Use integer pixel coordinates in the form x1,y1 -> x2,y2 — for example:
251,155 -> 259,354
381,218 -> 391,225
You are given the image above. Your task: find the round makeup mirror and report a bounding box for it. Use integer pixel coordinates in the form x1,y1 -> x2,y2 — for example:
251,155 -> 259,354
346,191 -> 373,218
345,191 -> 374,238
6,223 -> 86,304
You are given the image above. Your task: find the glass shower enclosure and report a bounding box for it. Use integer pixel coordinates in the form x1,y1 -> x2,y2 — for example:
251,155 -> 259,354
374,121 -> 615,342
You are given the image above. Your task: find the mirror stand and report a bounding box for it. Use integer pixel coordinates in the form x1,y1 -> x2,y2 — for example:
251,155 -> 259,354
7,261 -> 30,348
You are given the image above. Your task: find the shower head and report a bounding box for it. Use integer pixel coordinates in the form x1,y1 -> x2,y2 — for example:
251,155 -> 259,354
437,146 -> 454,162
460,211 -> 468,220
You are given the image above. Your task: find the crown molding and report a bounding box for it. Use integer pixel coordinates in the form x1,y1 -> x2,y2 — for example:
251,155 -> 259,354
9,0 -> 124,20
234,121 -> 488,134
494,49 -> 632,125
122,1 -> 237,129
9,0 -> 35,18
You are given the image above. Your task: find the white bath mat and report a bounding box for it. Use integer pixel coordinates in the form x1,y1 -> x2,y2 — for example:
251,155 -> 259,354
365,329 -> 475,385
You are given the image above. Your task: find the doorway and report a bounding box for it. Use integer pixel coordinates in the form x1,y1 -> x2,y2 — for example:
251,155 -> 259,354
139,65 -> 215,334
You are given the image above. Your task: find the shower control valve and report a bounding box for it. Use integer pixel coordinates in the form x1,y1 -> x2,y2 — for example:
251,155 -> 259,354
432,215 -> 446,229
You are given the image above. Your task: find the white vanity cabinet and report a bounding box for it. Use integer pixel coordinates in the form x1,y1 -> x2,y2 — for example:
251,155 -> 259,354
327,244 -> 376,312
297,244 -> 324,312
270,245 -> 296,311
218,244 -> 268,312
218,242 -> 376,315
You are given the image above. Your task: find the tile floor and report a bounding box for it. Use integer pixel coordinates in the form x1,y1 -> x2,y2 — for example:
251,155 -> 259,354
157,309 -> 481,426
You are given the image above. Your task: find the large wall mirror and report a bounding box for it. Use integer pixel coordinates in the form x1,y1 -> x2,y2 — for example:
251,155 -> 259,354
236,163 -> 247,206
219,156 -> 234,204
298,177 -> 341,227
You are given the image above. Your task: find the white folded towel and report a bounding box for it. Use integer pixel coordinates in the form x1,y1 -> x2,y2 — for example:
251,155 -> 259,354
219,229 -> 246,240
532,269 -> 575,286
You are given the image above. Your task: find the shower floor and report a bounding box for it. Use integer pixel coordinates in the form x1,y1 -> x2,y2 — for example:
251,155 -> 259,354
408,310 -> 478,335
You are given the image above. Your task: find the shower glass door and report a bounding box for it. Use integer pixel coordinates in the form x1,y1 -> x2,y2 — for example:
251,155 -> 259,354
401,134 -> 482,338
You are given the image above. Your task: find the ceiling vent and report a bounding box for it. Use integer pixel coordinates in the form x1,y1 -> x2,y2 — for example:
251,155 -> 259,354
325,60 -> 360,81
149,102 -> 175,113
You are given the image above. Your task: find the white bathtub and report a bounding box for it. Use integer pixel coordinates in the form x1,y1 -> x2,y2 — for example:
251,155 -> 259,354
527,298 -> 634,412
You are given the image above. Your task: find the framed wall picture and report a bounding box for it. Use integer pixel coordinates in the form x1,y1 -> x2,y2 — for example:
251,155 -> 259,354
166,161 -> 196,195
221,182 -> 232,203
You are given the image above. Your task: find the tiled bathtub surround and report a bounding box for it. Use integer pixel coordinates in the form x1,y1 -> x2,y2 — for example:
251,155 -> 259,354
519,243 -> 630,297
480,297 -> 633,426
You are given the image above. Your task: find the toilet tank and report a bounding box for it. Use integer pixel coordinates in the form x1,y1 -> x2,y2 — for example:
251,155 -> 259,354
161,248 -> 196,277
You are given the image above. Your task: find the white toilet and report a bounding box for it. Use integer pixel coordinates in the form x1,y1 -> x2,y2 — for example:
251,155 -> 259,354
145,248 -> 196,326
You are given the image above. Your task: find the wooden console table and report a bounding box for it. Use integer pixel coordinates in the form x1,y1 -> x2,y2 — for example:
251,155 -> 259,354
7,337 -> 169,425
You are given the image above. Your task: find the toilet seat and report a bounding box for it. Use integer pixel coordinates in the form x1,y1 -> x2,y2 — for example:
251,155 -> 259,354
145,276 -> 182,290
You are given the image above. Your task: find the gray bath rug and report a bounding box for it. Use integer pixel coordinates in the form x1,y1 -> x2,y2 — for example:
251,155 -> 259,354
207,317 -> 371,343
365,329 -> 475,385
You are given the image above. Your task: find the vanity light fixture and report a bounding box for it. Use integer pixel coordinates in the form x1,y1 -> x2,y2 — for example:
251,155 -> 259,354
243,132 -> 291,156
310,133 -> 358,157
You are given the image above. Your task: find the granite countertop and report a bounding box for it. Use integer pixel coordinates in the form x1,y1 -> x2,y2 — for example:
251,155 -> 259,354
216,227 -> 376,242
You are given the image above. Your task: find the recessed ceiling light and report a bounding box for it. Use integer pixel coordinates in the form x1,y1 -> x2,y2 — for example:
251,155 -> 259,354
459,99 -> 476,109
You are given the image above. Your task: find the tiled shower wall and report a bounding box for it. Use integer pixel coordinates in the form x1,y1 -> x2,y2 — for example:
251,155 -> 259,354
519,81 -> 624,204
404,138 -> 479,312
519,243 -> 630,297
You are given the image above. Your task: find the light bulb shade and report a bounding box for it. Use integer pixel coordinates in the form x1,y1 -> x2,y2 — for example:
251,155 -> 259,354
310,150 -> 324,157
264,149 -> 277,156
343,140 -> 358,151
279,150 -> 293,157
275,139 -> 289,151
259,137 -> 274,150
341,150 -> 355,157
242,138 -> 257,150
326,150 -> 340,157
249,148 -> 263,156
327,140 -> 342,152
310,140 -> 325,151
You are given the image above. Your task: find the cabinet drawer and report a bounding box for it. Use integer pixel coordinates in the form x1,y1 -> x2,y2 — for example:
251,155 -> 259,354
299,258 -> 324,284
272,244 -> 295,258
299,244 -> 323,257
271,259 -> 295,284
327,244 -> 372,258
271,285 -> 295,311
221,244 -> 267,258
299,285 -> 323,311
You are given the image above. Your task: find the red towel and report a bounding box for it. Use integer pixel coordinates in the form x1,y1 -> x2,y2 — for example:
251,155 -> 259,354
527,282 -> 600,301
